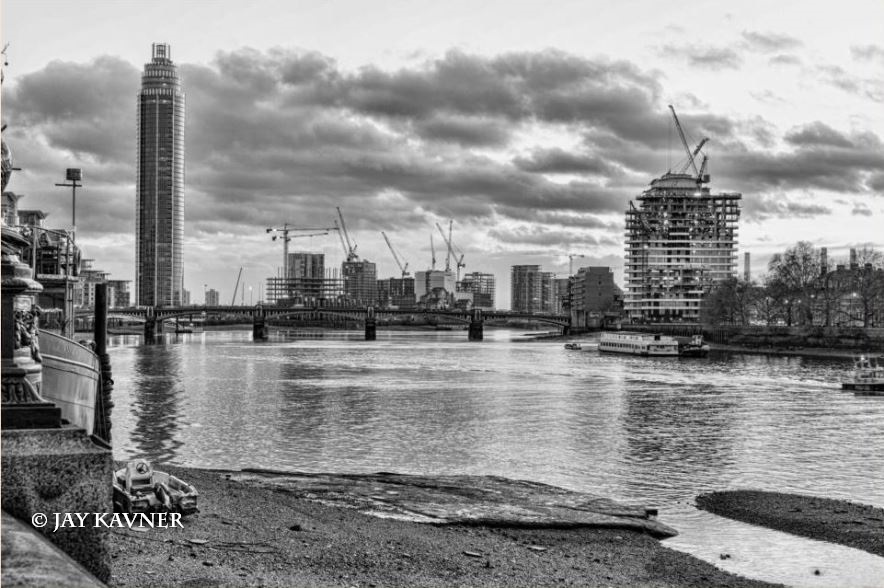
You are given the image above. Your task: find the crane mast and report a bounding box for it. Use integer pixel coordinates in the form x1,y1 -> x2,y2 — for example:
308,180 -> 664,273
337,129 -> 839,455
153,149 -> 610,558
668,105 -> 700,177
435,221 -> 466,281
336,206 -> 358,262
381,231 -> 409,277
231,267 -> 243,306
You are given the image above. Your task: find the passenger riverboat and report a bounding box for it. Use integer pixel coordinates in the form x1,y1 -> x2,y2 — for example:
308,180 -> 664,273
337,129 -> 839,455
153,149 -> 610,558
598,332 -> 680,356
842,356 -> 884,395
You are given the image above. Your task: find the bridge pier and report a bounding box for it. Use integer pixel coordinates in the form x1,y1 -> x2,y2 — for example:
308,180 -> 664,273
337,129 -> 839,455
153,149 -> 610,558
468,309 -> 484,341
365,307 -> 377,341
562,324 -> 570,336
252,312 -> 268,341
143,318 -> 156,342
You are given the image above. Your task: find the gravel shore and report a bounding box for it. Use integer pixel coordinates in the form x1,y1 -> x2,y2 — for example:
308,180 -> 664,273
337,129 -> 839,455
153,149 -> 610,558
110,466 -> 779,587
697,491 -> 884,557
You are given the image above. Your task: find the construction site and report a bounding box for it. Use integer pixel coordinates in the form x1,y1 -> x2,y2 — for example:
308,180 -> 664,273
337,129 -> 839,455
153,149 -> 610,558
262,208 -> 495,310
624,106 -> 742,324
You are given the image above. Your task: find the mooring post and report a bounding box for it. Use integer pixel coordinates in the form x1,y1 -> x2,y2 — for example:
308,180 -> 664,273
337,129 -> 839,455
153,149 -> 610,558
92,283 -> 113,443
143,306 -> 156,343
252,305 -> 268,341
365,307 -> 377,341
468,308 -> 484,341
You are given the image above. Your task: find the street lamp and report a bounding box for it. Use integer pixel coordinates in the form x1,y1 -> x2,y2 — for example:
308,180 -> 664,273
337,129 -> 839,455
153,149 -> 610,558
55,168 -> 82,243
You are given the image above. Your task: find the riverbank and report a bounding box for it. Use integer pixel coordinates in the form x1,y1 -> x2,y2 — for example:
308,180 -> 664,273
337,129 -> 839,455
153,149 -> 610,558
110,466 -> 778,587
697,491 -> 884,557
708,343 -> 860,359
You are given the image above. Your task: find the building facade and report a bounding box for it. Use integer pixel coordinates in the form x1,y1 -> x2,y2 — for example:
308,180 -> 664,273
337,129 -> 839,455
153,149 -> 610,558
342,260 -> 377,305
136,42 -> 185,307
205,288 -> 220,306
106,279 -> 132,308
378,277 -> 416,310
624,173 -> 741,323
458,272 -> 496,310
570,267 -> 621,328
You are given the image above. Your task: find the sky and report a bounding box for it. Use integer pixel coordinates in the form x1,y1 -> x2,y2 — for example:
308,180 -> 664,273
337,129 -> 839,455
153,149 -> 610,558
2,0 -> 883,308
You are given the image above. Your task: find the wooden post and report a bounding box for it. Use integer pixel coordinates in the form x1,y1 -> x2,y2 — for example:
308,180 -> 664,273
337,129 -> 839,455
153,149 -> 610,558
92,284 -> 113,443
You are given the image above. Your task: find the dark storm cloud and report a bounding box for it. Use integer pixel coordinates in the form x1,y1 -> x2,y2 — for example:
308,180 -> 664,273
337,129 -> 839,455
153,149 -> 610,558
513,148 -> 620,176
741,31 -> 803,53
414,115 -> 511,146
784,122 -> 854,148
4,56 -> 139,163
7,44 -> 882,253
659,44 -> 742,70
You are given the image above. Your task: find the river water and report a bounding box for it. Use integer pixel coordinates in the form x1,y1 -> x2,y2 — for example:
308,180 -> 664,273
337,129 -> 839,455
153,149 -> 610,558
109,329 -> 884,587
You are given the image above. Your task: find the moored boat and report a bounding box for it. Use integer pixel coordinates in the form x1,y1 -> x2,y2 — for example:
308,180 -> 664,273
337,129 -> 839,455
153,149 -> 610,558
564,343 -> 582,350
678,335 -> 710,358
842,356 -> 884,395
39,330 -> 101,434
598,331 -> 680,356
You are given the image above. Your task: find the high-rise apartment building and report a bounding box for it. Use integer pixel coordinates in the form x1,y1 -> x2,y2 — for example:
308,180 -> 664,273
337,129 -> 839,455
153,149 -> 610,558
205,288 -> 220,306
342,260 -> 377,305
136,43 -> 185,307
624,173 -> 741,323
511,265 -> 541,312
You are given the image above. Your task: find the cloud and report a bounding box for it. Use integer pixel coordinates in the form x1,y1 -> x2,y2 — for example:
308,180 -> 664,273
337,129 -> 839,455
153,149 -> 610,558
851,44 -> 884,63
743,195 -> 832,222
658,44 -> 742,70
741,31 -> 803,53
768,54 -> 802,67
4,45 -> 882,288
852,202 -> 873,216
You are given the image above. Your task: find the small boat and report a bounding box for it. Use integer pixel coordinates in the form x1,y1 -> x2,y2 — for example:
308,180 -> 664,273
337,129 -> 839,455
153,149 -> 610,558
599,331 -> 679,356
113,460 -> 199,515
679,335 -> 710,358
564,343 -> 582,350
842,356 -> 884,395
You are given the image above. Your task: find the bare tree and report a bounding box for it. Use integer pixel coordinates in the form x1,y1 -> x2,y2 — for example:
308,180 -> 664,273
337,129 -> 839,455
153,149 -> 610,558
767,241 -> 820,326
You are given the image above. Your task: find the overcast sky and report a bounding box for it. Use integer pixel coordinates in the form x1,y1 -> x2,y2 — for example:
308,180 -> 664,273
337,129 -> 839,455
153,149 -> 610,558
2,0 -> 882,307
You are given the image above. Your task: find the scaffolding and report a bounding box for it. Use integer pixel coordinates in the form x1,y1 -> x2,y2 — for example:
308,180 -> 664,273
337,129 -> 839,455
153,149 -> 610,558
625,172 -> 741,324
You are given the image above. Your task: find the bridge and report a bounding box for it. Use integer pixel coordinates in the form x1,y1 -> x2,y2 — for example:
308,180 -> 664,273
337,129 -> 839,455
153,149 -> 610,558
76,305 -> 571,342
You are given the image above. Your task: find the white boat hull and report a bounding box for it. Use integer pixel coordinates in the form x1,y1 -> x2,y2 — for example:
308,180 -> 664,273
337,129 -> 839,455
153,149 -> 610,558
39,330 -> 100,434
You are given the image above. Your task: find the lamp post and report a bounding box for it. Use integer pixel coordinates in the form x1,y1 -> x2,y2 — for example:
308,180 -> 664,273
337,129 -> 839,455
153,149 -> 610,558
55,168 -> 82,243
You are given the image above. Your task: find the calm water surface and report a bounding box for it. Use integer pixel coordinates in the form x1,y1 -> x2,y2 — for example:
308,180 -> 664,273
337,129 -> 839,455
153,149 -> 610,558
109,329 -> 884,587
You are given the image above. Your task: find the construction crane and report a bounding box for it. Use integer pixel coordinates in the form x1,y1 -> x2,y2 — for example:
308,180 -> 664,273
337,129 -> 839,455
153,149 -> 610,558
668,105 -> 700,177
676,137 -> 709,174
336,207 -> 358,262
231,267 -> 243,306
381,231 -> 410,277
568,253 -> 585,275
266,224 -> 335,280
435,221 -> 466,281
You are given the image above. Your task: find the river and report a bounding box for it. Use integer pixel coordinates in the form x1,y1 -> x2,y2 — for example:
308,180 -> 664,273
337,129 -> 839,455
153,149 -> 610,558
108,328 -> 884,587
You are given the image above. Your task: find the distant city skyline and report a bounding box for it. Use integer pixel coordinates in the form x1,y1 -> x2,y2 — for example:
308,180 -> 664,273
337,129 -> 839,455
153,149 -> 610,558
2,0 -> 882,308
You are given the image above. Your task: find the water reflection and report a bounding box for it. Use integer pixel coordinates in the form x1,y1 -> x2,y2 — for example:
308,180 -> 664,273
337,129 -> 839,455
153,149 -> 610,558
129,344 -> 184,461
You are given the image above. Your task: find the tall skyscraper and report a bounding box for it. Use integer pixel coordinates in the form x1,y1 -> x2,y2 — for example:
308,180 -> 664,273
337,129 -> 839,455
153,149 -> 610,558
136,43 -> 185,307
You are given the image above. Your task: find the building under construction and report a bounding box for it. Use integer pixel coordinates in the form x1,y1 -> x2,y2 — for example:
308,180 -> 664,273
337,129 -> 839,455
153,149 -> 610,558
624,107 -> 741,324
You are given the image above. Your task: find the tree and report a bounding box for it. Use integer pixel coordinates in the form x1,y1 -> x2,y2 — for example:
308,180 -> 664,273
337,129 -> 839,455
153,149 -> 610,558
767,241 -> 821,326
701,277 -> 755,326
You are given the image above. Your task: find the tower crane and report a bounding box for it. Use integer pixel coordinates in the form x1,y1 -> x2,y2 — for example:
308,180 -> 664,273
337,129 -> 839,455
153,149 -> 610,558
266,224 -> 335,280
668,104 -> 700,177
676,137 -> 709,174
231,267 -> 243,306
336,206 -> 358,262
436,221 -> 466,281
381,231 -> 410,277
